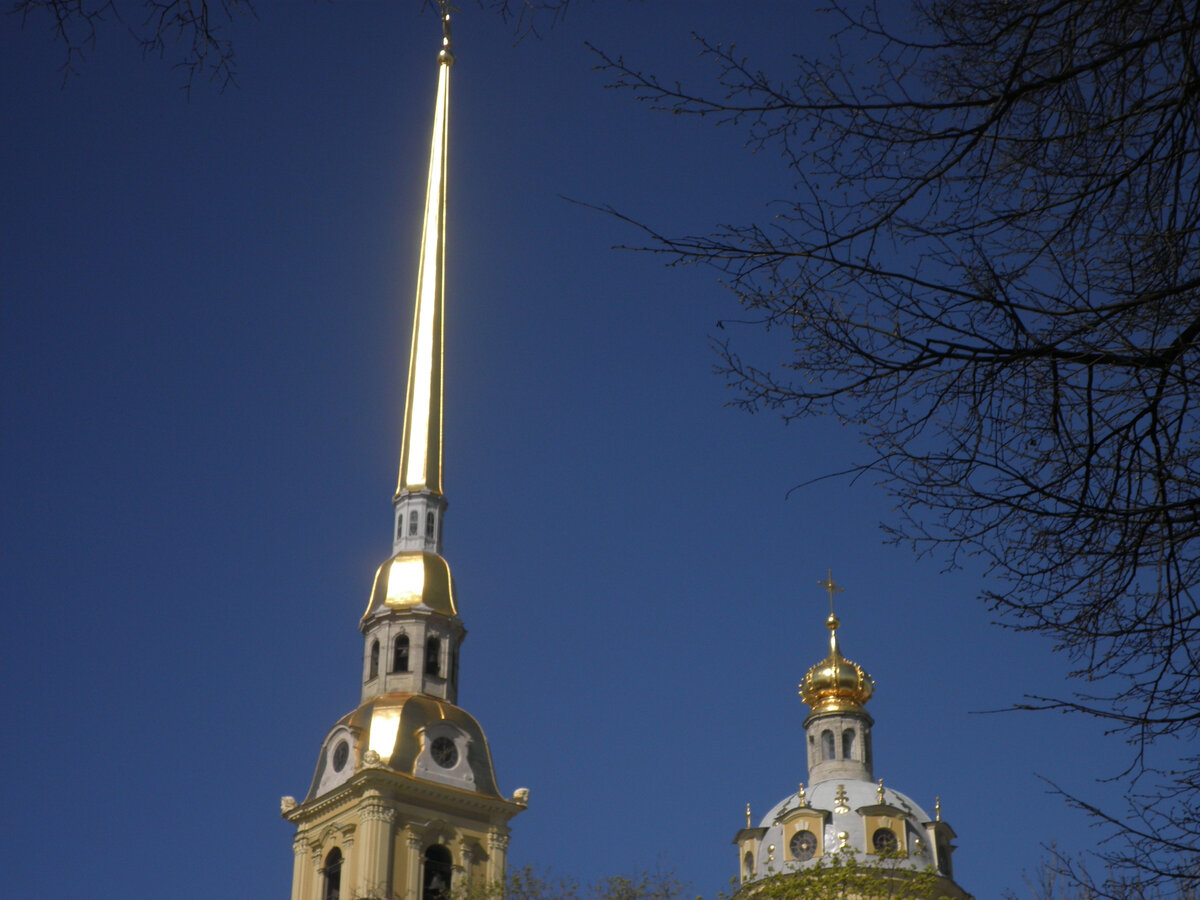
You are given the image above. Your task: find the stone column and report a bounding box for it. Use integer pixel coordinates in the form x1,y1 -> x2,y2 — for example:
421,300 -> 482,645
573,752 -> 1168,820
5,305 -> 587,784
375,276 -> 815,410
357,793 -> 397,899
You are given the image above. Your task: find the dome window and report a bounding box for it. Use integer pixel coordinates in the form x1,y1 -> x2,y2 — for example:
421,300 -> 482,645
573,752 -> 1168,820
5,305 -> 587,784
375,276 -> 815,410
393,634 -> 410,672
821,729 -> 835,760
409,510 -> 419,536
322,848 -> 343,900
423,845 -> 453,900
842,728 -> 855,759
789,830 -> 817,861
426,511 -> 436,538
331,740 -> 350,773
369,640 -> 380,679
872,827 -> 898,854
426,636 -> 441,675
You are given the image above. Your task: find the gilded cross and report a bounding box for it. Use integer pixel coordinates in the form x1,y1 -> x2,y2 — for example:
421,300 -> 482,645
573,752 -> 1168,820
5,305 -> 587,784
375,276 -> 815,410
817,568 -> 844,616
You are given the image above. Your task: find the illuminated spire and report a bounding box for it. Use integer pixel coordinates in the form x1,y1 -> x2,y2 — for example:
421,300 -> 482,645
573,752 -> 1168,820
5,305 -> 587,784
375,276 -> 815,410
391,7 -> 454,558
397,5 -> 454,499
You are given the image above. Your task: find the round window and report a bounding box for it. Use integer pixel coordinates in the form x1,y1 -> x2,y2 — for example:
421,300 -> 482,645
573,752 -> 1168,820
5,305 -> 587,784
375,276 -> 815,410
872,827 -> 898,853
430,736 -> 458,768
789,829 -> 817,860
332,739 -> 350,773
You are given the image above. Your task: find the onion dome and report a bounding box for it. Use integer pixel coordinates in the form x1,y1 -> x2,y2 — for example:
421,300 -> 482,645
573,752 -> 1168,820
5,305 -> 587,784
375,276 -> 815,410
799,613 -> 874,713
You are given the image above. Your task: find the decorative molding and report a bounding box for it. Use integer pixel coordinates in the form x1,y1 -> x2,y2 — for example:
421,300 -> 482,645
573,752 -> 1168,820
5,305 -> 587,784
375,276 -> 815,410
487,832 -> 509,852
361,803 -> 398,825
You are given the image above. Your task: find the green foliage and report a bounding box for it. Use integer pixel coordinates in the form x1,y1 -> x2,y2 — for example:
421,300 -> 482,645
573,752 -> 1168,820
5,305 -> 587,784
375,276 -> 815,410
736,852 -> 959,900
455,866 -> 691,900
452,856 -> 960,900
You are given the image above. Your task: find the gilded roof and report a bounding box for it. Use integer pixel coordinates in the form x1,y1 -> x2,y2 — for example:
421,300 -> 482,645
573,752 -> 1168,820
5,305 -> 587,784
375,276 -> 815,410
799,614 -> 875,713
306,692 -> 501,802
362,550 -> 457,620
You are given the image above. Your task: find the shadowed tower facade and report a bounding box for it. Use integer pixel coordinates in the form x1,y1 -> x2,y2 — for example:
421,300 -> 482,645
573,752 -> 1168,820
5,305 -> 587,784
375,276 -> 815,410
281,12 -> 525,900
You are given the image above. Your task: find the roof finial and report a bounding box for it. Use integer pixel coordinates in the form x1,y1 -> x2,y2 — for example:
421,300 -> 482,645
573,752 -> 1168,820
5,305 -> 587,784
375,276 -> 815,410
437,1 -> 455,64
435,1 -> 455,65
745,802 -> 751,827
817,568 -> 845,655
818,568 -> 843,618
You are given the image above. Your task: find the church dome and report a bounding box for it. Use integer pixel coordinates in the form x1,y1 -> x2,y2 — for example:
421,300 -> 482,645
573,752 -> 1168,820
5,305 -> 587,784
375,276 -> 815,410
733,575 -> 969,896
305,693 -> 503,803
741,780 -> 947,879
799,613 -> 874,713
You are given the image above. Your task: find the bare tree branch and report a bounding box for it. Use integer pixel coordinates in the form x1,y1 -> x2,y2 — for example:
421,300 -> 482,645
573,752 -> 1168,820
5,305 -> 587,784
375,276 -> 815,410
594,0 -> 1200,890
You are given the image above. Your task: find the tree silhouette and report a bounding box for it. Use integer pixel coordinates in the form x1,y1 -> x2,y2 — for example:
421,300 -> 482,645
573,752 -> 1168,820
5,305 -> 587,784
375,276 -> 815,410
592,1 -> 1200,893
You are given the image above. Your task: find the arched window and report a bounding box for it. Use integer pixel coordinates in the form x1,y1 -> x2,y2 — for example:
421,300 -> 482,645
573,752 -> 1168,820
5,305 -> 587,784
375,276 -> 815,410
423,845 -> 453,900
369,640 -> 380,679
409,510 -> 419,536
323,847 -> 343,900
821,729 -> 835,760
449,646 -> 459,686
742,851 -> 754,881
425,511 -> 435,538
425,636 -> 441,675
872,828 -> 898,854
842,728 -> 856,759
396,516 -> 404,539
393,634 -> 410,672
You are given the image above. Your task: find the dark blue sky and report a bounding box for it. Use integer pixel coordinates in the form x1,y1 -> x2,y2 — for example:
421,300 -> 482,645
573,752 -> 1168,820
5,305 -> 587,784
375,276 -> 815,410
3,3 -> 1126,897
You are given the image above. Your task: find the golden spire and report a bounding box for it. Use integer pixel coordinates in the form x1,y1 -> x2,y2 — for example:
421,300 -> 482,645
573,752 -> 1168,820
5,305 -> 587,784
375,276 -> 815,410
799,570 -> 875,713
397,3 -> 454,497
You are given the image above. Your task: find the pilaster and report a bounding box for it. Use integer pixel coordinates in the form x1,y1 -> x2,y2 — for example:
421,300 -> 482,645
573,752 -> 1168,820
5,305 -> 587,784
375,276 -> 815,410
291,835 -> 312,900
486,830 -> 509,884
357,792 -> 398,899
406,829 -> 425,900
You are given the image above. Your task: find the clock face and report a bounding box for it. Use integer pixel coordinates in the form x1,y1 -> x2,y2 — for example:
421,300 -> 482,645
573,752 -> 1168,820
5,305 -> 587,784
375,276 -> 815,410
872,827 -> 898,853
332,740 -> 350,773
789,830 -> 817,861
430,736 -> 458,768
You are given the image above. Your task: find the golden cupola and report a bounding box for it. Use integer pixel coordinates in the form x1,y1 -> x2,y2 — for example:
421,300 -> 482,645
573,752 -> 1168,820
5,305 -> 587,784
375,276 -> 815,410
799,612 -> 875,714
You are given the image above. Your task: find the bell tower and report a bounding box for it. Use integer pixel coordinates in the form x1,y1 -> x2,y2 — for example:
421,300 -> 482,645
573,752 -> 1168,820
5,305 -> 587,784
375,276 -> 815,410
282,10 -> 526,900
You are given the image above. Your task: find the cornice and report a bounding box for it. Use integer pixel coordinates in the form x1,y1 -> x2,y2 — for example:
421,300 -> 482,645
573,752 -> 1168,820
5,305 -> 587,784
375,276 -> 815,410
285,766 -> 525,827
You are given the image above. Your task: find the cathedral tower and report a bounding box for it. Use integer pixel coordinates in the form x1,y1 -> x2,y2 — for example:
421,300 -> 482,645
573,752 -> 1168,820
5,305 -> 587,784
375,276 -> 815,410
733,573 -> 971,898
282,12 -> 526,900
